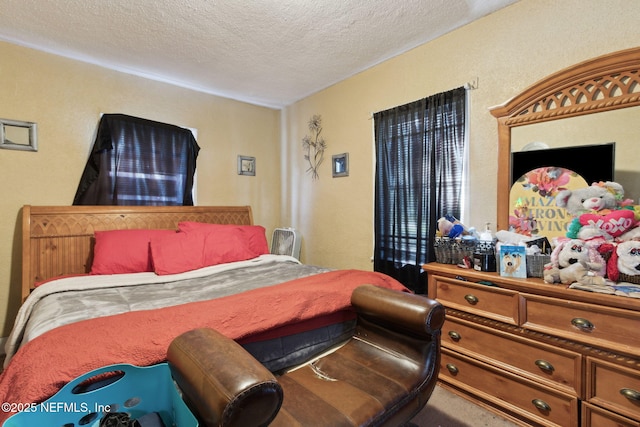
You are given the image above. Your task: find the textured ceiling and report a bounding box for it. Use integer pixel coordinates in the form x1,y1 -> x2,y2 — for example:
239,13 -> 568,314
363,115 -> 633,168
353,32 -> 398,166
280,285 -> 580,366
0,0 -> 519,108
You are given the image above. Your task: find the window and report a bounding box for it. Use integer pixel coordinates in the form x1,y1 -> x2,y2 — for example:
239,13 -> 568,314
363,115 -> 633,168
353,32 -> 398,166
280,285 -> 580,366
73,114 -> 200,206
373,87 -> 467,293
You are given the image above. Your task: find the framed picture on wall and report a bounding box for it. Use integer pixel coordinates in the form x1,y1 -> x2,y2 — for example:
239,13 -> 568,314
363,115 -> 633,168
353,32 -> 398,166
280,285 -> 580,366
332,153 -> 349,177
0,118 -> 38,152
237,155 -> 256,176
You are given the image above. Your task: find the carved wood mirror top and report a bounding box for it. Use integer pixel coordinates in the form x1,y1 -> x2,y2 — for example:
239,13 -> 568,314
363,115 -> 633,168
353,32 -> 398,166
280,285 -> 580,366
489,47 -> 640,233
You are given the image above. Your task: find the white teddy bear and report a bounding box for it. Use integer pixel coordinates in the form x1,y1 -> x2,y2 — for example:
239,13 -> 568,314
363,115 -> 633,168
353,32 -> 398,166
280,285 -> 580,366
607,240 -> 640,282
543,238 -> 606,286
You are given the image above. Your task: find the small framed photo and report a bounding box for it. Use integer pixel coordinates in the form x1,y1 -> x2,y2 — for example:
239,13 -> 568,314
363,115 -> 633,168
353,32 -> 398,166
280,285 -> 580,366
0,118 -> 38,152
237,155 -> 256,176
332,153 -> 349,178
499,245 -> 527,278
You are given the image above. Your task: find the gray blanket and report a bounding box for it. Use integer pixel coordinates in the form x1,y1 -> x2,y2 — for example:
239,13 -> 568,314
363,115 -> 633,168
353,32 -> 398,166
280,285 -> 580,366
5,255 -> 329,366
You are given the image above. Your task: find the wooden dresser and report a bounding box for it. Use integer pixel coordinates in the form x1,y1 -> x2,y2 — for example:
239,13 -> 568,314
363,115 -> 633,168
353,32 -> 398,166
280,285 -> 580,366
423,262 -> 640,427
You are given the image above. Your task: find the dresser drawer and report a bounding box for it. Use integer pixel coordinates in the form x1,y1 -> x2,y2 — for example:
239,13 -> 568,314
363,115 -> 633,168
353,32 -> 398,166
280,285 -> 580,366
442,316 -> 582,396
439,348 -> 578,427
431,275 -> 521,325
582,402 -> 640,427
587,357 -> 640,422
522,293 -> 640,354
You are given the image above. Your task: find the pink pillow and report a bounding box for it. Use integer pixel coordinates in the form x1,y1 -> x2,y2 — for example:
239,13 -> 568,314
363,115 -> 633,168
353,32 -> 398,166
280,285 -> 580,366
151,228 -> 258,275
91,229 -> 176,275
178,222 -> 270,255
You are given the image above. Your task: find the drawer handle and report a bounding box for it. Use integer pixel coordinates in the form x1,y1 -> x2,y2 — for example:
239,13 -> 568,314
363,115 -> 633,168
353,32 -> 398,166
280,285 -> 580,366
620,388 -> 640,402
464,294 -> 478,305
446,363 -> 459,375
448,331 -> 461,341
534,359 -> 555,373
570,317 -> 594,331
531,399 -> 551,412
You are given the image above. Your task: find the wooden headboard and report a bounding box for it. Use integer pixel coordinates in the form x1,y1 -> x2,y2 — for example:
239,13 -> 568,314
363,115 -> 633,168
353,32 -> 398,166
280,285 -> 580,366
21,205 -> 254,302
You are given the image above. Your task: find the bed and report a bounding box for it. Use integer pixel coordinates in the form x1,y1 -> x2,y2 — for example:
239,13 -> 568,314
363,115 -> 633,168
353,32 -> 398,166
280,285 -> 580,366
0,205 -> 409,425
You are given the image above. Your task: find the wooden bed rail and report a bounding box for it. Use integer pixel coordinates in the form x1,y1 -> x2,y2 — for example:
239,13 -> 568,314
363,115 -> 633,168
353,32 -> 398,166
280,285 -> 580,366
21,205 -> 254,303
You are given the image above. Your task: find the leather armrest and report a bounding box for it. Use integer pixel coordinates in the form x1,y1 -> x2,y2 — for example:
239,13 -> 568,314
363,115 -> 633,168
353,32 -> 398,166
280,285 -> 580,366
351,284 -> 445,336
167,328 -> 283,427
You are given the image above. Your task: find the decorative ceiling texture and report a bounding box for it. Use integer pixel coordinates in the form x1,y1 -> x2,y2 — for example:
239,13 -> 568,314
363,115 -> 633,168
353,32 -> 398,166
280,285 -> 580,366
0,0 -> 520,108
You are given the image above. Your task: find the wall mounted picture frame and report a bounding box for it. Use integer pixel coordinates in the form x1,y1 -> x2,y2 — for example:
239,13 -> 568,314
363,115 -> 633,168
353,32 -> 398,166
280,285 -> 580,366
0,118 -> 38,152
237,155 -> 256,176
332,153 -> 349,177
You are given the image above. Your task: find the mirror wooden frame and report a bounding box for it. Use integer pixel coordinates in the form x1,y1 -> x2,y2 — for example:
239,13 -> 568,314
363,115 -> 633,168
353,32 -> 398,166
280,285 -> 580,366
489,47 -> 640,232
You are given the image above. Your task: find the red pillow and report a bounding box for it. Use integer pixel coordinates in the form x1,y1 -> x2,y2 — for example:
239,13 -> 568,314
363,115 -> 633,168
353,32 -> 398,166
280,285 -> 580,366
241,225 -> 271,255
201,227 -> 257,265
151,228 -> 258,275
149,231 -> 206,275
178,222 -> 270,255
91,229 -> 177,275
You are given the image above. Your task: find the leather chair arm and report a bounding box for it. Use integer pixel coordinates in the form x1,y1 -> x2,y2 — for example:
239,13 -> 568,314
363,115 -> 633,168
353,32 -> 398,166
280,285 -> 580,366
351,284 -> 445,337
167,328 -> 283,427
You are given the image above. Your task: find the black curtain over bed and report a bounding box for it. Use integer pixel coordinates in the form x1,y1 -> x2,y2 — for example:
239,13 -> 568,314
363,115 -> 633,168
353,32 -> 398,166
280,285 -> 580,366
73,114 -> 200,206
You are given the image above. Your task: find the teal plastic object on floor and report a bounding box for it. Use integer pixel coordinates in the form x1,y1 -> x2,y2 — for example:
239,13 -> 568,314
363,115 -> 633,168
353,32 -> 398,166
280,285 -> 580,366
4,363 -> 197,427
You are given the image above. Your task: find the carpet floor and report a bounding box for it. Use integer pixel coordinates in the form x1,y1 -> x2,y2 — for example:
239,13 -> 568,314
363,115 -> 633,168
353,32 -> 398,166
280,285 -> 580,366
409,385 -> 520,427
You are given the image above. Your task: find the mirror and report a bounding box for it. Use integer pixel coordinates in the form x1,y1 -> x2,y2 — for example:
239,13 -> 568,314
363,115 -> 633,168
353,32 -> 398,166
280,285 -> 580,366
511,107 -> 640,201
490,47 -> 640,237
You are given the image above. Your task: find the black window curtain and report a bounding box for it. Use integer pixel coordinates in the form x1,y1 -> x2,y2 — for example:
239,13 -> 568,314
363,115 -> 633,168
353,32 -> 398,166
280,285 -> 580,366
73,114 -> 200,206
374,87 -> 466,293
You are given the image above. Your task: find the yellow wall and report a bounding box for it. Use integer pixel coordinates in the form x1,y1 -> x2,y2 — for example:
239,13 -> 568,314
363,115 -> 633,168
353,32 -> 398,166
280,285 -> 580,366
283,0 -> 640,271
0,42 -> 281,335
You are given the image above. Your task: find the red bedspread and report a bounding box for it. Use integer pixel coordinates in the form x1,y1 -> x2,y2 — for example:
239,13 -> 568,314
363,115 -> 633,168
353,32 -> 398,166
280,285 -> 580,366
0,269 -> 407,424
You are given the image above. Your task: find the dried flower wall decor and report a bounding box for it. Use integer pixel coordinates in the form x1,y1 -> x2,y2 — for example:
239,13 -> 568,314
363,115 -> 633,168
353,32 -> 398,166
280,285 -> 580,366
301,115 -> 326,180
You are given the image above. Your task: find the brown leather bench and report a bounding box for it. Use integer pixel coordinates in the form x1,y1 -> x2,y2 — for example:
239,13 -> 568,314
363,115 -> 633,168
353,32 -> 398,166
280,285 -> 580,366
167,284 -> 445,426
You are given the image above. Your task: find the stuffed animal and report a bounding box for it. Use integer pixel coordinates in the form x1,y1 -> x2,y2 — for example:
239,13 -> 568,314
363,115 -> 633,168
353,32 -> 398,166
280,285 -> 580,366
436,215 -> 467,238
606,240 -> 640,283
555,181 -> 637,241
618,226 -> 640,242
543,238 -> 606,285
546,260 -> 608,287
